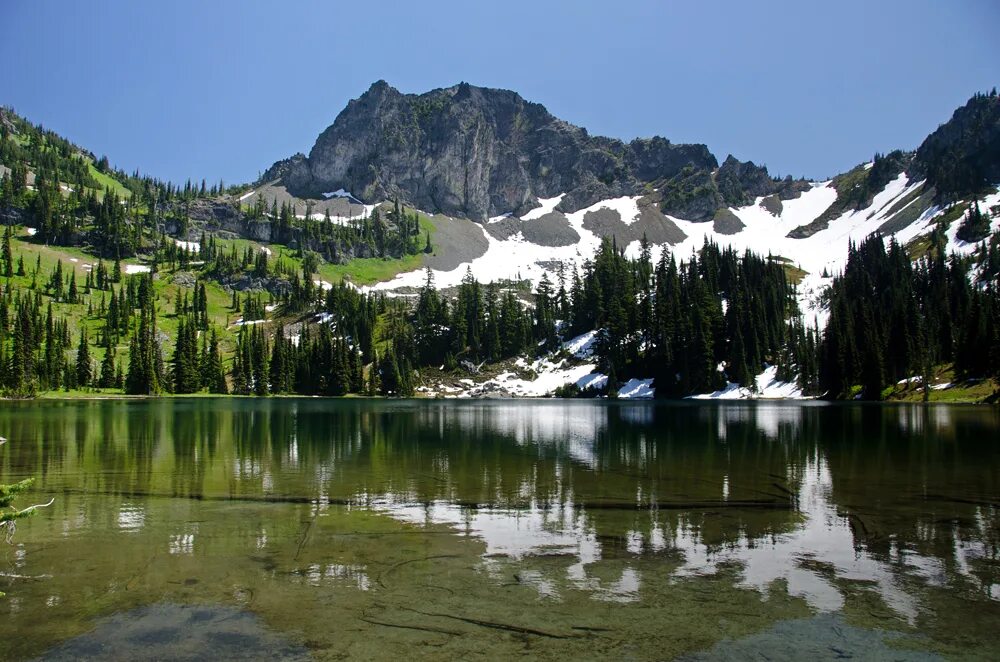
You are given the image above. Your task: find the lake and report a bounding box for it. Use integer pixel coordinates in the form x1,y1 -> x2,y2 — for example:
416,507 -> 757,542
0,399 -> 998,660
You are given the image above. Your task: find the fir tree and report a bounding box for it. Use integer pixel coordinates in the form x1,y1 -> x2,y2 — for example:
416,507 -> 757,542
1,226 -> 12,277
75,327 -> 91,387
98,336 -> 117,388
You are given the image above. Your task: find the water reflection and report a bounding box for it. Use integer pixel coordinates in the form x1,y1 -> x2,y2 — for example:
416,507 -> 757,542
0,399 -> 998,658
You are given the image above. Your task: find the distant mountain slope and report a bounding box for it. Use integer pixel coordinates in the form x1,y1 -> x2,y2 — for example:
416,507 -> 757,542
908,90 -> 1000,199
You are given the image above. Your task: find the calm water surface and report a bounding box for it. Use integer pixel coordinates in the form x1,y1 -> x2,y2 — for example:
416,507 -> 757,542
0,399 -> 998,660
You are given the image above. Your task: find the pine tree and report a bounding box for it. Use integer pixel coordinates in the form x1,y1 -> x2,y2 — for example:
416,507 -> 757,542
98,335 -> 117,388
206,330 -> 228,394
1,226 -> 12,277
75,327 -> 91,388
125,277 -> 162,395
171,316 -> 200,393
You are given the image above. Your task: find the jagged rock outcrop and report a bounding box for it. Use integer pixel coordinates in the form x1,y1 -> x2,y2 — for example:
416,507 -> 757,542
716,155 -> 810,207
173,198 -> 274,243
264,81 -> 719,221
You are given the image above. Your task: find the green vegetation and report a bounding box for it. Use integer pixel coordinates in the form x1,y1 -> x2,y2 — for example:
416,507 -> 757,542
886,364 -> 998,403
819,232 -> 1000,400
86,161 -> 132,199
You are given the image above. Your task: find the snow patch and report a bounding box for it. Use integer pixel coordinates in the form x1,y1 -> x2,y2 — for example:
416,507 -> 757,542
521,194 -> 565,221
322,189 -> 358,200
617,378 -> 654,399
474,359 -> 598,397
299,202 -> 379,226
797,272 -> 833,329
174,238 -> 200,253
588,196 -> 642,225
576,372 -> 608,391
943,189 -> 1000,257
689,366 -> 807,400
237,189 -> 257,202
562,330 -> 598,359
124,264 -> 151,275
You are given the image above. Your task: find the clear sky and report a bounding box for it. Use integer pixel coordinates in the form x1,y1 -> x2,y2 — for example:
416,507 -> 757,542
2,0 -> 997,186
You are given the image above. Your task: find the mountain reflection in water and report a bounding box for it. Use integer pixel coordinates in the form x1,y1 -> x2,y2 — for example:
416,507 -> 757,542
0,399 -> 997,660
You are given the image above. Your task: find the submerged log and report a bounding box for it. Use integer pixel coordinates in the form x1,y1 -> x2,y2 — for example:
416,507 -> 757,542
56,487 -> 792,511
400,606 -> 576,639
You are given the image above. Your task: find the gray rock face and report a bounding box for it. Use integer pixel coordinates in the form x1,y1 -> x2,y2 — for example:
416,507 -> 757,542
484,212 -> 580,247
580,197 -> 687,246
179,198 -> 273,242
712,208 -> 745,235
266,81 -> 718,221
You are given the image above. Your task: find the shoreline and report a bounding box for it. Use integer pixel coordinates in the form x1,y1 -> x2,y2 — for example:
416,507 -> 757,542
1,392 -> 993,404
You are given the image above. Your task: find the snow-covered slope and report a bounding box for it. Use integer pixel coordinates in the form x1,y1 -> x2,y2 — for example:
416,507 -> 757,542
366,173 -> 1000,325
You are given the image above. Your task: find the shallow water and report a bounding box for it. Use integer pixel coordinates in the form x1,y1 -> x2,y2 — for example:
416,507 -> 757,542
0,399 -> 997,660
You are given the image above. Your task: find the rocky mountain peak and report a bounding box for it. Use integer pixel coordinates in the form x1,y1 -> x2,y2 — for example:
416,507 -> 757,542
265,81 -> 721,220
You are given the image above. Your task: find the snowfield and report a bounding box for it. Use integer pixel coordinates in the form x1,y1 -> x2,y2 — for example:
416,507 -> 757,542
663,173 -> 922,278
367,194 -> 636,291
366,174 -> 998,323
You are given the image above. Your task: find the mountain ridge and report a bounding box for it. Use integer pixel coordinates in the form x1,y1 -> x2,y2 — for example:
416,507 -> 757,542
263,80 -> 804,222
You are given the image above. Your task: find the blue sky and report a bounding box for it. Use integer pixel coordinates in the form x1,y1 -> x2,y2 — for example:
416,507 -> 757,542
2,0 -> 996,186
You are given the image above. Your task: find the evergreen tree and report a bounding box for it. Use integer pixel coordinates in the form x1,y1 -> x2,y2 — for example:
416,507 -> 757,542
170,315 -> 200,393
957,201 -> 990,243
98,335 -> 117,389
125,277 -> 162,395
75,327 -> 91,387
206,330 -> 228,394
1,226 -> 12,277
